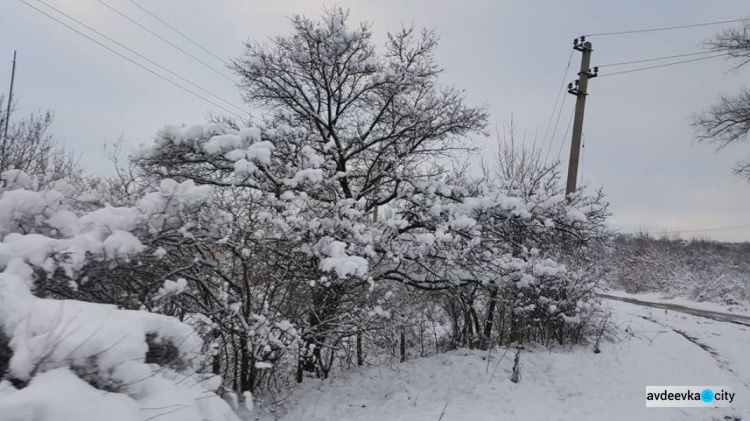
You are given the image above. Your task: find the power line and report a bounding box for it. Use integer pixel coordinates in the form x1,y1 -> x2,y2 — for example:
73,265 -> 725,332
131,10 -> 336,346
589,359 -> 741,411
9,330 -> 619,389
585,18 -> 747,37
126,0 -> 230,67
541,49 -> 574,159
598,53 -> 728,78
31,0 -> 246,115
531,124 -> 539,151
19,0 -> 245,119
556,107 -> 575,161
597,50 -> 718,67
93,0 -> 236,84
544,87 -> 569,165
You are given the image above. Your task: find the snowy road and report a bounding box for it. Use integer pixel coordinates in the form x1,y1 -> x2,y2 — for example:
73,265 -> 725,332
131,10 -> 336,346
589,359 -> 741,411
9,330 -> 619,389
600,293 -> 750,326
259,298 -> 750,421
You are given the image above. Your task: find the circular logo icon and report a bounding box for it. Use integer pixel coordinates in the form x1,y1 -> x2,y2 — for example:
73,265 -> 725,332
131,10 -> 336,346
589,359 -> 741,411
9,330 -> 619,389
701,389 -> 714,403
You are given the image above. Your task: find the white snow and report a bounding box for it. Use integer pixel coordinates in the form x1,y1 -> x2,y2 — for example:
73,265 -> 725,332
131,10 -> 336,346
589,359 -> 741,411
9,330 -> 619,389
255,299 -> 750,421
0,261 -> 240,421
319,240 -> 369,279
234,158 -> 257,175
1,170 -> 33,190
0,265 -> 198,381
0,368 -> 141,421
154,278 -> 188,300
0,366 -> 240,421
244,141 -> 275,164
203,134 -> 243,155
283,168 -> 324,187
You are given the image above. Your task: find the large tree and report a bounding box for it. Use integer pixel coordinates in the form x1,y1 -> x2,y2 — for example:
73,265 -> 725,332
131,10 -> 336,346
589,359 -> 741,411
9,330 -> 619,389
135,8 -> 607,386
136,8 -> 490,380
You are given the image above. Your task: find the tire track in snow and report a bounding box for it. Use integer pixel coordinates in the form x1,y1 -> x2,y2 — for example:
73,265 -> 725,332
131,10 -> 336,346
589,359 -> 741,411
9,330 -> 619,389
633,313 -> 735,374
630,310 -> 750,419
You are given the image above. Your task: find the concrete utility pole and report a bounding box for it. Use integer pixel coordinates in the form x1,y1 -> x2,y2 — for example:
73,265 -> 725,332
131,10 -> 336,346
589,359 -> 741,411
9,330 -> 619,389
565,38 -> 597,195
2,51 -> 17,173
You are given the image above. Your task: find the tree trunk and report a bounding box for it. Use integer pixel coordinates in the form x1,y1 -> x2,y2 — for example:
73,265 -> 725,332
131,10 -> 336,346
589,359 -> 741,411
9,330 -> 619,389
239,335 -> 250,392
296,348 -> 304,383
400,327 -> 406,363
482,286 -> 498,349
356,331 -> 364,366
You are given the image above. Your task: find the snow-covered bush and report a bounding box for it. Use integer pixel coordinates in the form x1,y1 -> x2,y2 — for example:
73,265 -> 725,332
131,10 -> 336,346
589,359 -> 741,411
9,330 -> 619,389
0,169 -> 243,420
427,131 -> 610,349
607,234 -> 750,306
480,131 -> 609,346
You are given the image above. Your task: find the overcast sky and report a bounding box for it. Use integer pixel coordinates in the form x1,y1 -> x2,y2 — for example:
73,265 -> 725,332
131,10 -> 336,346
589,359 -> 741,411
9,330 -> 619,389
1,0 -> 749,241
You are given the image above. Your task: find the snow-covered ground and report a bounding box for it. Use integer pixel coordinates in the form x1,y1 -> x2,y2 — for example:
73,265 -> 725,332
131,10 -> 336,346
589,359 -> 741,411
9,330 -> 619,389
255,299 -> 750,421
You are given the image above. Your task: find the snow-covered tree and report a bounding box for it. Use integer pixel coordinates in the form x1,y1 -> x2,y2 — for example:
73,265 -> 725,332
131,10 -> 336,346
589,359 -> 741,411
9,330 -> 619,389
0,98 -> 80,185
136,8 -> 489,380
133,9 -> 610,387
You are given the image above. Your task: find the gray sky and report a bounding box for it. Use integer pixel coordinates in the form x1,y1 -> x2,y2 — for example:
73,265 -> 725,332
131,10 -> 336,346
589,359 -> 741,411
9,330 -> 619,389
1,0 -> 749,241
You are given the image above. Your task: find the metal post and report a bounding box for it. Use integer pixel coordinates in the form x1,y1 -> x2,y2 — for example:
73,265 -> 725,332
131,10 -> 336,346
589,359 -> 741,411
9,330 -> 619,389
2,51 -> 18,173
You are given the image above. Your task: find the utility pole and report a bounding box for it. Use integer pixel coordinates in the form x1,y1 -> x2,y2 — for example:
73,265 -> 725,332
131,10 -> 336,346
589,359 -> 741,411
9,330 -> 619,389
2,51 -> 17,173
565,38 -> 597,195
